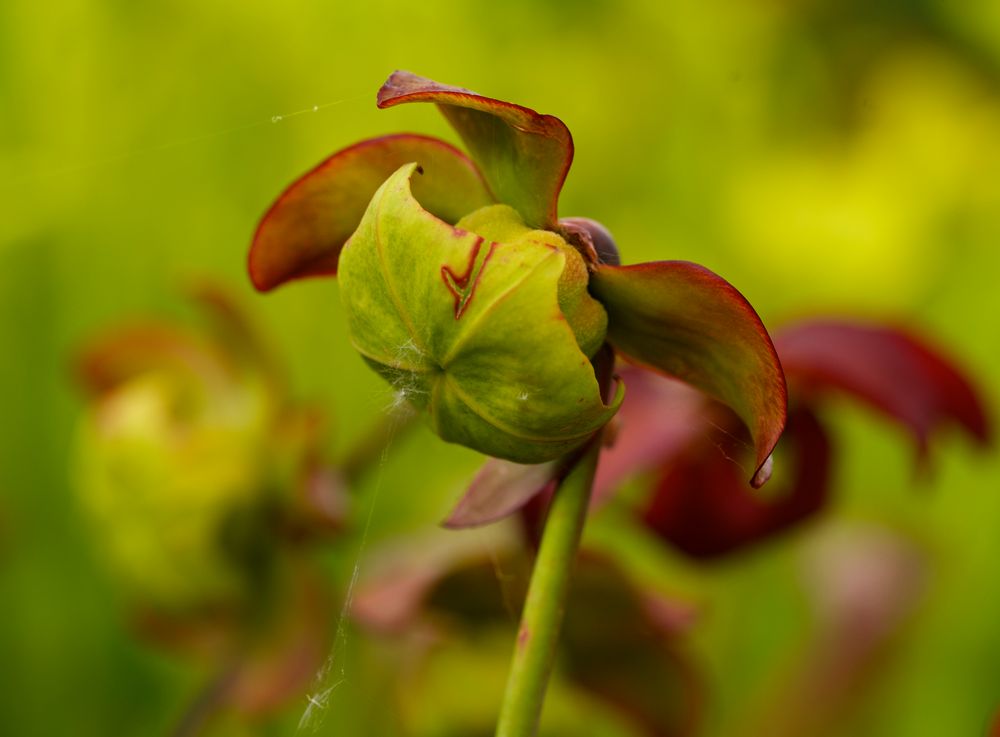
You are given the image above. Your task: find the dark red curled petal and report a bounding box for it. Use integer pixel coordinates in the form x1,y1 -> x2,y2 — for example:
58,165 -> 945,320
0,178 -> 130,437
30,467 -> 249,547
249,133 -> 493,291
590,261 -> 788,487
377,70 -> 574,229
775,319 -> 991,460
643,407 -> 831,559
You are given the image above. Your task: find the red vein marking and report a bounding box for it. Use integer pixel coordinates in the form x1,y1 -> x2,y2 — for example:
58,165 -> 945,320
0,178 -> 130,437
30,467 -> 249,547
441,238 -> 497,319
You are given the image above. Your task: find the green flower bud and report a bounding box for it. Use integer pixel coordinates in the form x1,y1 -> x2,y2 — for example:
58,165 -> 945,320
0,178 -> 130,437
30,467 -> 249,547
338,164 -> 623,464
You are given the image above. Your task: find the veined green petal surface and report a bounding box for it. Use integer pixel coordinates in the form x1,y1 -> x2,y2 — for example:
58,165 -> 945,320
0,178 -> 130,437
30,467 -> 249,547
377,71 -> 574,230
338,163 -> 621,463
249,134 -> 493,291
590,261 -> 786,486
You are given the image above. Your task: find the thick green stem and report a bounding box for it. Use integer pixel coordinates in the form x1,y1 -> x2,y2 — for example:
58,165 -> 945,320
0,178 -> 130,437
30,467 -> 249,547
494,439 -> 602,737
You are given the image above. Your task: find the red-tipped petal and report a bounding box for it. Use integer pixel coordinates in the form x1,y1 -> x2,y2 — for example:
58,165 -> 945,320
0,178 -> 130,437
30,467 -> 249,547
590,261 -> 788,486
775,319 -> 991,460
643,407 -> 831,559
249,133 -> 493,291
443,457 -> 561,529
377,71 -> 573,229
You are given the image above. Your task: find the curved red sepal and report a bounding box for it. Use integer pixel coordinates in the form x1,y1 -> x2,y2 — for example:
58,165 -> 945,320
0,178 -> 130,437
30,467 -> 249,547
249,133 -> 492,292
590,261 -> 788,486
377,71 -> 574,229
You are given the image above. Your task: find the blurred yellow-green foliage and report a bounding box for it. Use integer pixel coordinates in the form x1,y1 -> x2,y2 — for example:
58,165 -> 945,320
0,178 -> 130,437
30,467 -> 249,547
2,1 -> 999,735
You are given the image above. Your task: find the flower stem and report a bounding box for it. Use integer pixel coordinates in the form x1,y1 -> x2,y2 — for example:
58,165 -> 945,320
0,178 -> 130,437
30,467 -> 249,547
494,438 -> 602,737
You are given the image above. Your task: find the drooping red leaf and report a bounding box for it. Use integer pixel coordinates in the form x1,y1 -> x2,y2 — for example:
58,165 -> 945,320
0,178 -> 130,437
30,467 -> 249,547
590,261 -> 788,487
642,407 -> 830,559
775,319 -> 991,461
249,133 -> 493,291
377,70 -> 574,229
442,457 -> 562,529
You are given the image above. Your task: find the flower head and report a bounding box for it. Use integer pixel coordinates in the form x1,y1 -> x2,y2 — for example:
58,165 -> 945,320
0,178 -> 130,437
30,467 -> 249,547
250,72 -> 786,480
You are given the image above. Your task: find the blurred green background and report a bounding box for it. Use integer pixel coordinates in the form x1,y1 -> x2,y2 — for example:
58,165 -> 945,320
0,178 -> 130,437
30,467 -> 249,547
2,0 -> 999,735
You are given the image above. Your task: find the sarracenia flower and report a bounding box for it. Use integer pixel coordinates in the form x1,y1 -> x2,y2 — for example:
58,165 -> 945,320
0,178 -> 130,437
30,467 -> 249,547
249,71 -> 786,479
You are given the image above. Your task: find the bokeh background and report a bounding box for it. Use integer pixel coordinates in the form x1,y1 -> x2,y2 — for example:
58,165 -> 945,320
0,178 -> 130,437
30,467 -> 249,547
2,1 -> 999,735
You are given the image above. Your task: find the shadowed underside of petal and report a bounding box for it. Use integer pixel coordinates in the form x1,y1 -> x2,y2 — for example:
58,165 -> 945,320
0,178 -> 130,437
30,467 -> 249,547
249,133 -> 493,291
377,70 -> 573,229
775,319 -> 991,460
590,262 -> 787,487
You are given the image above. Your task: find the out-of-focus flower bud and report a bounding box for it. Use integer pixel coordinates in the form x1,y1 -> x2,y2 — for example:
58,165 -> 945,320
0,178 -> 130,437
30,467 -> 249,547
73,286 -> 339,614
74,286 -> 341,717
77,365 -> 274,611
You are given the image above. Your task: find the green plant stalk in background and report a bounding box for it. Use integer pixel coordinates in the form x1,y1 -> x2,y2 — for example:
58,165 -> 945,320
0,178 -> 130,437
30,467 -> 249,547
494,439 -> 602,737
